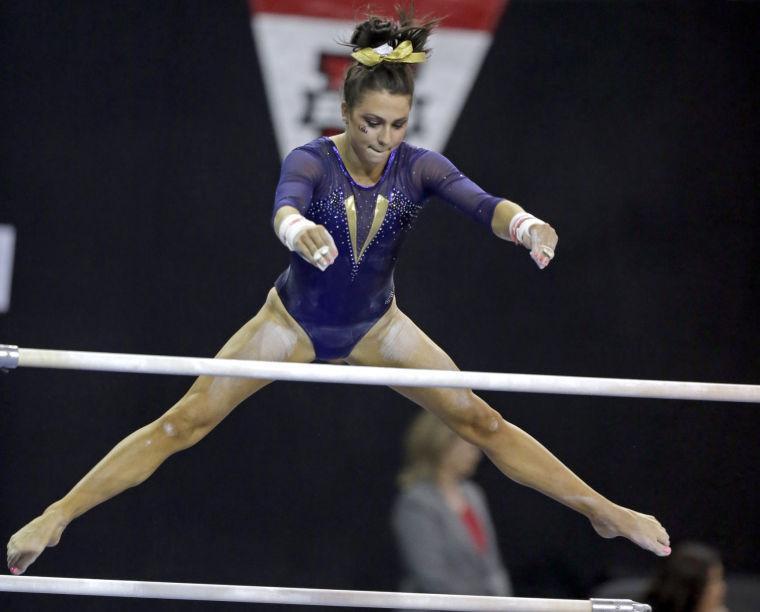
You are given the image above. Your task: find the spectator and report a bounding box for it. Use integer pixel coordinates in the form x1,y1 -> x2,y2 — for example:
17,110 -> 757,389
392,411 -> 513,596
643,541 -> 728,612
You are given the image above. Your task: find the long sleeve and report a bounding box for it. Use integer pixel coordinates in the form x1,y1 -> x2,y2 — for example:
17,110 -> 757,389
271,147 -> 324,220
412,150 -> 503,228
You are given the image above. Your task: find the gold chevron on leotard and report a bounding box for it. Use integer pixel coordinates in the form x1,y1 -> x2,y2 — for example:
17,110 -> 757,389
344,194 -> 389,263
362,194 -> 389,259
344,195 -> 359,260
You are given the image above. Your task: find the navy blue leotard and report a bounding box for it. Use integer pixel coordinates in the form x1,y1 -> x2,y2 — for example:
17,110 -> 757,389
273,137 -> 502,360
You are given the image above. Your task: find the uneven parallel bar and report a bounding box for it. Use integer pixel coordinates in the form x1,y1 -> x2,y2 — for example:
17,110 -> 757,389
0,576 -> 650,611
3,345 -> 760,403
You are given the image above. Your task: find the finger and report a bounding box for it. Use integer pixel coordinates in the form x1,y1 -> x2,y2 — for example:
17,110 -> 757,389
308,226 -> 338,267
301,229 -> 337,268
530,250 -> 551,270
314,245 -> 330,260
313,246 -> 330,271
306,239 -> 333,271
296,234 -> 327,268
297,232 -> 319,256
530,225 -> 558,250
316,226 -> 339,262
530,242 -> 554,267
541,225 -> 558,249
540,245 -> 555,261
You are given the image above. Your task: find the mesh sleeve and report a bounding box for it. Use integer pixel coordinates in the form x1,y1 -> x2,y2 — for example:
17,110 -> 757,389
272,147 -> 324,220
413,150 -> 502,228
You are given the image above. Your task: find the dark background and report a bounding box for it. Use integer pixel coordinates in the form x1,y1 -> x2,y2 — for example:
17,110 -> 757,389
1,1 -> 758,610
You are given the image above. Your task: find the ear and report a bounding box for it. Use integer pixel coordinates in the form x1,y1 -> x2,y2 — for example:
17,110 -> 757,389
341,101 -> 349,124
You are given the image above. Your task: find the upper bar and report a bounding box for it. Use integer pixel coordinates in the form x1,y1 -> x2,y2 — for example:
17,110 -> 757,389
0,576 -> 650,611
9,346 -> 760,403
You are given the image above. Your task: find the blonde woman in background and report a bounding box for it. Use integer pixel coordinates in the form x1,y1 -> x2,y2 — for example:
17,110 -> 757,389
393,411 -> 513,597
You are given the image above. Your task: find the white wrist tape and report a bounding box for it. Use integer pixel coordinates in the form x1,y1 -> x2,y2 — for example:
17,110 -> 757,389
509,211 -> 545,246
277,213 -> 315,251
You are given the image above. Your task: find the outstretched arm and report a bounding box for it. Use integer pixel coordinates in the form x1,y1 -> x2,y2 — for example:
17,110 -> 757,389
491,200 -> 558,270
273,206 -> 338,271
272,148 -> 338,271
415,151 -> 558,269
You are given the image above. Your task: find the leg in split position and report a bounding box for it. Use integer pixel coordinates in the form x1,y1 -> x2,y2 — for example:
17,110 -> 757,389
347,301 -> 672,557
6,289 -> 316,575
7,295 -> 670,575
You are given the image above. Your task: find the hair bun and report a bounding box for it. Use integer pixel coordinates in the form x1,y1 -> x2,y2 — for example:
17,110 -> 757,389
350,17 -> 398,50
341,5 -> 438,109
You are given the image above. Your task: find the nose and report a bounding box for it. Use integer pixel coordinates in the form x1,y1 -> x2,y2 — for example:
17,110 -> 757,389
378,125 -> 391,146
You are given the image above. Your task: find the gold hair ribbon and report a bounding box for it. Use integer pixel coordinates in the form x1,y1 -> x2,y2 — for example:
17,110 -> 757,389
351,40 -> 426,67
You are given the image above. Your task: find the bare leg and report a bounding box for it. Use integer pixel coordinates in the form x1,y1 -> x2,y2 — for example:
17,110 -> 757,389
7,288 -> 316,574
347,302 -> 671,556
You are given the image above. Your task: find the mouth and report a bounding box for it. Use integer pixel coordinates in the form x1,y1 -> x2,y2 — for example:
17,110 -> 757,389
368,146 -> 387,153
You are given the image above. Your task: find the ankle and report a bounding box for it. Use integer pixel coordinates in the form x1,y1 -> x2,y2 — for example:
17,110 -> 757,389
569,494 -> 614,521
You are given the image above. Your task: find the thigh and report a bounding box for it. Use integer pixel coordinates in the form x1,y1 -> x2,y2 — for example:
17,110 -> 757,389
346,303 -> 488,434
183,287 -> 316,413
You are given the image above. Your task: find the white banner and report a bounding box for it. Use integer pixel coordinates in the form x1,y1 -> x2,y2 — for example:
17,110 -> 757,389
0,224 -> 16,313
250,0 -> 508,157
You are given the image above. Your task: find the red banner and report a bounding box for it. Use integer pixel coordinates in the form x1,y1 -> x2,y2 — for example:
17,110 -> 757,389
250,0 -> 507,32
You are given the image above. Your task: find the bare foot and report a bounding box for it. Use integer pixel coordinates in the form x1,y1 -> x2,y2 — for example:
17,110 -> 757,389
590,503 -> 671,556
6,509 -> 68,575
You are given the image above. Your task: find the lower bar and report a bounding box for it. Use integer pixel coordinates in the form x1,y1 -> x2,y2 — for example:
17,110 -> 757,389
0,576 -> 649,611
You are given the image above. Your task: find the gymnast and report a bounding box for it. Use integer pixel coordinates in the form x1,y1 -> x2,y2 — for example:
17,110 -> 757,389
6,7 -> 670,576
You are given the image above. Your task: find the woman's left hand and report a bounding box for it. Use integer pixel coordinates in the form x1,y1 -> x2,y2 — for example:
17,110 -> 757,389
528,224 -> 558,270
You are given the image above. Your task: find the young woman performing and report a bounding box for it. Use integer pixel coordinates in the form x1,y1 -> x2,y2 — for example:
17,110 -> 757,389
7,8 -> 670,576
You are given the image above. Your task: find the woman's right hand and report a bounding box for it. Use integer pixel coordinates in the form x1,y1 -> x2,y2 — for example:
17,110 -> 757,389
275,208 -> 339,271
292,224 -> 339,271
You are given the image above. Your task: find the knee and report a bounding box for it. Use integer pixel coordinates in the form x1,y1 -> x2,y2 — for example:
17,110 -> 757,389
446,392 -> 503,446
156,391 -> 214,449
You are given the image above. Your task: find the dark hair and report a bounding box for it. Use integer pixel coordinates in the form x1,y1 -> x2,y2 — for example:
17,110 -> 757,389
642,542 -> 722,612
342,3 -> 437,109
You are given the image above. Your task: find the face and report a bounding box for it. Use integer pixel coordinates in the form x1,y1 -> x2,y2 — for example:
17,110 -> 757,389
696,563 -> 727,612
342,89 -> 411,167
439,436 -> 482,480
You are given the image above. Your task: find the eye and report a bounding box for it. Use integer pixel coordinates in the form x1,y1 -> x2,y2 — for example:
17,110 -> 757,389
365,120 -> 381,128
393,121 -> 407,129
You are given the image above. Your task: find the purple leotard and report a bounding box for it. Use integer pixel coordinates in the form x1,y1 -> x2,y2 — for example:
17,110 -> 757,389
273,137 -> 502,360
